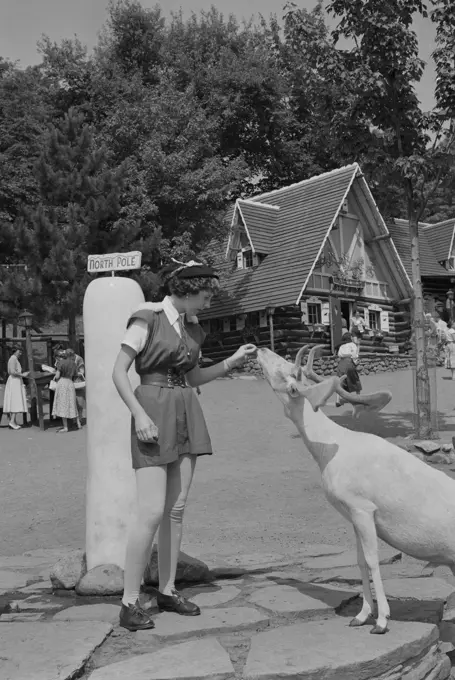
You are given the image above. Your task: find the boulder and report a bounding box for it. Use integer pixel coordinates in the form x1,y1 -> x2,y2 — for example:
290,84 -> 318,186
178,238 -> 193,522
144,546 -> 210,586
428,453 -> 452,465
414,441 -> 441,455
75,564 -> 123,596
50,549 -> 86,590
442,443 -> 454,453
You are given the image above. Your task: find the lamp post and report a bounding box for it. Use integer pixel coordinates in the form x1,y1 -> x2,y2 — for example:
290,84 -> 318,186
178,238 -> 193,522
19,310 -> 36,422
266,305 -> 276,352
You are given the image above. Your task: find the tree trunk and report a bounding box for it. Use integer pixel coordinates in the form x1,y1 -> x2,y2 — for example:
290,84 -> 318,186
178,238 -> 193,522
409,216 -> 434,439
68,311 -> 77,350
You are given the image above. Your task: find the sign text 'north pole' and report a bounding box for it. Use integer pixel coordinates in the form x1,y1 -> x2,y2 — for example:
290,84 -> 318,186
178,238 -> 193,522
87,251 -> 142,274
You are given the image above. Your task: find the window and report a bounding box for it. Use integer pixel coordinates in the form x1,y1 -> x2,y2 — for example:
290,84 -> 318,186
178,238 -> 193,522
364,281 -> 389,299
243,250 -> 253,268
308,303 -> 322,325
248,312 -> 260,326
229,316 -> 237,332
368,310 -> 380,330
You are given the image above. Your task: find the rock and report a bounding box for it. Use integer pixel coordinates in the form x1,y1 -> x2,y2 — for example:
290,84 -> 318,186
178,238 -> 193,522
136,607 -> 269,641
0,570 -> 30,593
50,549 -> 86,590
208,566 -> 246,580
243,619 -> 442,680
411,451 -> 427,462
414,441 -> 441,455
19,581 -> 52,594
8,597 -> 64,612
0,612 -> 44,622
442,444 -> 453,453
88,638 -> 235,680
76,564 -> 123,596
248,585 -> 333,616
428,453 -> 452,465
144,546 -> 209,586
0,621 -> 112,680
53,604 -> 121,623
382,577 -> 455,624
302,547 -> 401,570
191,586 -> 241,607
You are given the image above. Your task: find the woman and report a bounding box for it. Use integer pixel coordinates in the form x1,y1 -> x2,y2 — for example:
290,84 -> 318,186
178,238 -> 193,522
446,323 -> 455,379
66,348 -> 85,423
3,347 -> 28,429
350,309 -> 366,346
335,332 -> 362,406
52,353 -> 80,432
112,260 -> 256,632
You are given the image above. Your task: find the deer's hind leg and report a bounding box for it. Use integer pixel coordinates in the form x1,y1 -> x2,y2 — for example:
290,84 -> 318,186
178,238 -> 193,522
349,528 -> 375,628
350,509 -> 390,634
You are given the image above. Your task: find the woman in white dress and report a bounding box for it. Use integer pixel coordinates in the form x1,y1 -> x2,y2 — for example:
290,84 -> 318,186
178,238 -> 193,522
3,347 -> 28,430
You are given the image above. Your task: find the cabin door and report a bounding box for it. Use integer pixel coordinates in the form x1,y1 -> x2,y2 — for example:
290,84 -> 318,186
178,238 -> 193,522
340,300 -> 352,332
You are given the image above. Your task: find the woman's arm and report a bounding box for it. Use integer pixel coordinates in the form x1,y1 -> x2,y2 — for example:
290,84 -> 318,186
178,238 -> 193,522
55,370 -> 61,381
186,344 -> 257,388
112,345 -> 158,442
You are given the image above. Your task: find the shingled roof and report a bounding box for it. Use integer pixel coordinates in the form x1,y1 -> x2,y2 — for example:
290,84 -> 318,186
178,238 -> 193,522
386,218 -> 449,279
236,200 -> 277,254
202,164 -> 359,318
422,219 -> 455,263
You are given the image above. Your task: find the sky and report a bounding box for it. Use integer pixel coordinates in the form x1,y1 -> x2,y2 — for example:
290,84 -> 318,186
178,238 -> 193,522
0,0 -> 437,111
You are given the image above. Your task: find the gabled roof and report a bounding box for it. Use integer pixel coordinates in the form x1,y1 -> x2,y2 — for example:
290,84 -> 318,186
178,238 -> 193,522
387,218 -> 449,279
201,164 -> 361,318
422,219 -> 455,263
236,200 -> 278,254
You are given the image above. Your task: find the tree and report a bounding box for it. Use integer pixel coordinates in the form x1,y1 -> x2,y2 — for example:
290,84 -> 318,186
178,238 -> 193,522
322,0 -> 455,437
9,109 -> 152,347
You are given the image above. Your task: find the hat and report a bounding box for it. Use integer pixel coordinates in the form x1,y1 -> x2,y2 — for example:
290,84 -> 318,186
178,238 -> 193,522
162,258 -> 219,280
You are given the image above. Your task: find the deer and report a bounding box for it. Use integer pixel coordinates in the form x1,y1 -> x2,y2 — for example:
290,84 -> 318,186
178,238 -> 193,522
256,344 -> 455,634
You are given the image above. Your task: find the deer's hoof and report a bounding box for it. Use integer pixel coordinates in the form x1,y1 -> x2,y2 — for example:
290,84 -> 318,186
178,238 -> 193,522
370,624 -> 389,635
349,617 -> 366,627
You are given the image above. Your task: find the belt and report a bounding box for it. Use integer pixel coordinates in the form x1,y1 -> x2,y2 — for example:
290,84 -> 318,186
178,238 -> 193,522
141,370 -> 188,389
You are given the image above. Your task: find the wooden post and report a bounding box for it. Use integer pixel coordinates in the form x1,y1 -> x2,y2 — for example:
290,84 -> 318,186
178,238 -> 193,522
269,313 -> 275,352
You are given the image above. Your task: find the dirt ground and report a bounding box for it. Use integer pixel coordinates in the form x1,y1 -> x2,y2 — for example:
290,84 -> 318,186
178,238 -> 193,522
1,367 -> 455,559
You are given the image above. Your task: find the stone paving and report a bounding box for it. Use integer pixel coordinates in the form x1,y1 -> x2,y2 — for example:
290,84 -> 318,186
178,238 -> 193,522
1,544 -> 455,679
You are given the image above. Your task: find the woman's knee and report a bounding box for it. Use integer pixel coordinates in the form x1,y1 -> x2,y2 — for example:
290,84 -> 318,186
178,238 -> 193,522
136,503 -> 165,532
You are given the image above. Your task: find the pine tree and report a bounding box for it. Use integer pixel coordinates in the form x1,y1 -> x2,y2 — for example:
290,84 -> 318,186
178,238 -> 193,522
12,108 -> 158,347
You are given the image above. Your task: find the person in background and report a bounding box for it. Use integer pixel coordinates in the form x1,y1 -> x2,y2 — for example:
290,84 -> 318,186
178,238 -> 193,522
350,309 -> 366,347
446,290 -> 455,325
66,348 -> 85,423
335,332 -> 362,406
445,322 -> 455,380
52,352 -> 81,432
3,347 -> 28,430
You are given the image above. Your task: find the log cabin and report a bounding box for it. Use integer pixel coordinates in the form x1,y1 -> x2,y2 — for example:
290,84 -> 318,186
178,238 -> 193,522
199,164 -> 455,363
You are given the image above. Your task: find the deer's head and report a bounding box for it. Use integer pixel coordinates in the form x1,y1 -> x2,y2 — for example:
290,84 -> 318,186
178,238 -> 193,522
257,345 -> 392,419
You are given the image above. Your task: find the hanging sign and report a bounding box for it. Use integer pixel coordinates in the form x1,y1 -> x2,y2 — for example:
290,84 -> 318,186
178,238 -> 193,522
87,251 -> 142,274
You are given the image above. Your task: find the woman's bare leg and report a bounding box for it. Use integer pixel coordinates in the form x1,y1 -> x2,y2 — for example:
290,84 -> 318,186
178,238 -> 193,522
122,465 -> 167,606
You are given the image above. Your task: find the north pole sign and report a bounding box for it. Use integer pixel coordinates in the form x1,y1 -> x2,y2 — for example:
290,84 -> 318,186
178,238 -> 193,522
87,251 -> 142,274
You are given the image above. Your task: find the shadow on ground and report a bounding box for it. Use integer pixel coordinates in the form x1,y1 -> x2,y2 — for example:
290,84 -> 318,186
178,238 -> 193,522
329,409 -> 452,438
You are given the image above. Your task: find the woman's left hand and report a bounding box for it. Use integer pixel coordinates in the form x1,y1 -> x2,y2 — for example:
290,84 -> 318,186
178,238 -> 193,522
228,344 -> 257,368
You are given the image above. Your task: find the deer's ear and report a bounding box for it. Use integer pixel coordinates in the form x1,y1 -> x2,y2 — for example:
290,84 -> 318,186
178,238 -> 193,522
299,378 -> 336,411
350,391 -> 392,418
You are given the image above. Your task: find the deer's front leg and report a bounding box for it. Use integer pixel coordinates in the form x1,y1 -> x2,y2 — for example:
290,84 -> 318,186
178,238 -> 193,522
349,529 -> 374,627
350,509 -> 390,634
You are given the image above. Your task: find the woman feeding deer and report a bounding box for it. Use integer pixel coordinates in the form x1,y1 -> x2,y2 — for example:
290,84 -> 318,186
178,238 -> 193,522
112,260 -> 257,632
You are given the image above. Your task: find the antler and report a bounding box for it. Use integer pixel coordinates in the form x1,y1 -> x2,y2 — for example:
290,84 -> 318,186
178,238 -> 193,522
294,345 -> 310,369
334,382 -> 392,412
302,345 -> 324,384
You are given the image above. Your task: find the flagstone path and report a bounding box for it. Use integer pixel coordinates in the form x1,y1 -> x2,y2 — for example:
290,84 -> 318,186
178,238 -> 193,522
1,544 -> 455,680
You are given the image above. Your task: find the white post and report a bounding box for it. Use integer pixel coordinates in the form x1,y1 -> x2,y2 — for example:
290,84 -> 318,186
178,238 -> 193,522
83,276 -> 144,570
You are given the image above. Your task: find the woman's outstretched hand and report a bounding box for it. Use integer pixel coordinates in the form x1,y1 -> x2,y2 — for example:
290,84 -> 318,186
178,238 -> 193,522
228,344 -> 258,369
135,411 -> 159,443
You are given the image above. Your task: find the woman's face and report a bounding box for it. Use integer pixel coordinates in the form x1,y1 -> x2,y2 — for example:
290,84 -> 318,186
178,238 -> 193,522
15,349 -> 22,358
185,290 -> 213,316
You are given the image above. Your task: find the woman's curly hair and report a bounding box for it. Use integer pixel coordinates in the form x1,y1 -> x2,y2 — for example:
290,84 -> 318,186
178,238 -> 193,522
166,275 -> 220,297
